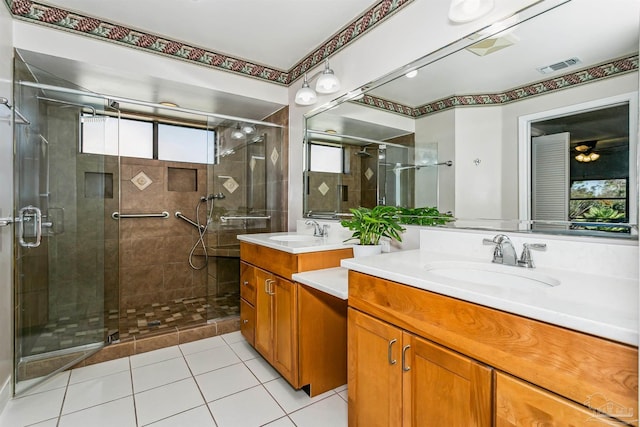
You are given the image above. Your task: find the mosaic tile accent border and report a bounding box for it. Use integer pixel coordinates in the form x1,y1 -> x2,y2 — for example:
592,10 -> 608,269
355,55 -> 639,118
6,0 -> 414,85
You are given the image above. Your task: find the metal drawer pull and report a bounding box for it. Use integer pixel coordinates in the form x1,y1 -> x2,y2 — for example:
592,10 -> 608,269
402,345 -> 411,372
243,280 -> 249,286
243,319 -> 249,324
388,339 -> 397,365
265,279 -> 275,296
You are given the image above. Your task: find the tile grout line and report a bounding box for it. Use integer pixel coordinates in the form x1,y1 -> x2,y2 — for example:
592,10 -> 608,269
53,371 -> 71,427
178,338 -> 219,427
128,356 -> 140,427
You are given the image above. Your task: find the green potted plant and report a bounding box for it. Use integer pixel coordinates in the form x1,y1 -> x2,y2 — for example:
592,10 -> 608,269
341,205 -> 405,257
396,206 -> 454,226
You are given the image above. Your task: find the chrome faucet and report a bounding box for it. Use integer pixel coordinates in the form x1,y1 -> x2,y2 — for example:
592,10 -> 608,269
517,243 -> 547,268
483,234 -> 518,266
305,219 -> 329,237
483,234 -> 547,268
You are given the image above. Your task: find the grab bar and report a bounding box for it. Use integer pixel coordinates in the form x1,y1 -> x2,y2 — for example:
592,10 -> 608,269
306,211 -> 353,219
220,215 -> 271,223
175,211 -> 205,231
1,97 -> 31,125
111,211 -> 169,219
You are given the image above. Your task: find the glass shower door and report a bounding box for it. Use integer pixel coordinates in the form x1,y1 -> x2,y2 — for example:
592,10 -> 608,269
13,76 -> 117,395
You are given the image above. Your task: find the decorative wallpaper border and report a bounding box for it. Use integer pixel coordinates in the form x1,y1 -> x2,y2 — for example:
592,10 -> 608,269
355,55 -> 639,118
6,0 -> 414,85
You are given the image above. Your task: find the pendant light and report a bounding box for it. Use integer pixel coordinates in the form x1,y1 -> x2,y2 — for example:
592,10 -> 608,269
294,74 -> 318,106
315,60 -> 341,94
294,59 -> 341,106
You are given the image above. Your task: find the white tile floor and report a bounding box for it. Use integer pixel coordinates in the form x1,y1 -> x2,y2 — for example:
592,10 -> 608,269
0,331 -> 348,427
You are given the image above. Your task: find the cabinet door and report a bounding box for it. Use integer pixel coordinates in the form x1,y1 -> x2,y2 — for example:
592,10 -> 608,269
403,332 -> 492,427
240,298 -> 255,346
254,267 -> 274,360
272,276 -> 298,387
495,372 -> 629,426
348,308 -> 403,427
240,261 -> 256,305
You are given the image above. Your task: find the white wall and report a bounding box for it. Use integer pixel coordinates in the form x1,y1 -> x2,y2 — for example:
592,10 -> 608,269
454,106 -> 504,219
0,1 -> 14,411
415,109 -> 455,214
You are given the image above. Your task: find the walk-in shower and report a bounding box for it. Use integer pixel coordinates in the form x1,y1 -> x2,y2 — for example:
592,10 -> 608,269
11,53 -> 287,395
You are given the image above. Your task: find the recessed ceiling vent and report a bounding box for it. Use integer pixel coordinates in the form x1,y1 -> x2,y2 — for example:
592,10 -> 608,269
536,57 -> 582,74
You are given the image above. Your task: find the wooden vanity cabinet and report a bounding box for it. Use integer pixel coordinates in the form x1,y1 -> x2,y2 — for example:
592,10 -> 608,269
240,241 -> 352,393
348,270 -> 638,427
348,308 -> 492,427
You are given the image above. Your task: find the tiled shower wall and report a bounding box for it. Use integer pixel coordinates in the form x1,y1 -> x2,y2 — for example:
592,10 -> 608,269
118,158 -> 209,312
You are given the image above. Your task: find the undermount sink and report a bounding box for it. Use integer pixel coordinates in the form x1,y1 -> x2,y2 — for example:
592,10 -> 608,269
269,234 -> 319,242
424,260 -> 560,287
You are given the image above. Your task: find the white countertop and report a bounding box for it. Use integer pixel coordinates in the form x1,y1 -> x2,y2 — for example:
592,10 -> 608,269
292,267 -> 348,300
237,232 -> 353,254
341,250 -> 638,346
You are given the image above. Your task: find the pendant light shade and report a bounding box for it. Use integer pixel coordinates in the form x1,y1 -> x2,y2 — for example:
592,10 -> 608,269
315,60 -> 341,94
231,123 -> 245,140
295,74 -> 318,106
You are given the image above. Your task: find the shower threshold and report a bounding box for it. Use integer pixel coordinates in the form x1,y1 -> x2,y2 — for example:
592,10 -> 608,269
119,293 -> 240,340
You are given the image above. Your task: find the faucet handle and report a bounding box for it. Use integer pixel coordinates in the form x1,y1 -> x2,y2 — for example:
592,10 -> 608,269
518,243 -> 547,268
483,237 -> 504,263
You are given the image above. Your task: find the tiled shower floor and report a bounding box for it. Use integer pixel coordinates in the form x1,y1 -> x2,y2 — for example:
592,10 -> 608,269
24,293 -> 240,357
119,292 -> 240,340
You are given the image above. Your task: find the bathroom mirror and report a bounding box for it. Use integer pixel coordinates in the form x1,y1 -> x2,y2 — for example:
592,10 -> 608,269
303,0 -> 639,238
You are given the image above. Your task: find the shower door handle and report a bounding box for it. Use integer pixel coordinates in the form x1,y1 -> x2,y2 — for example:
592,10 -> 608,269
18,205 -> 42,248
0,217 -> 16,227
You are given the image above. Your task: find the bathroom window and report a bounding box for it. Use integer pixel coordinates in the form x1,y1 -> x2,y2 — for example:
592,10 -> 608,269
158,124 -> 215,164
569,178 -> 628,232
81,116 -> 153,158
81,116 -> 214,164
308,143 -> 344,173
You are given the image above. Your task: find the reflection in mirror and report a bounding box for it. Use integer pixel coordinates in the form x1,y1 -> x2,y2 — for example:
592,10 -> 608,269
304,130 -> 451,217
304,0 -> 639,238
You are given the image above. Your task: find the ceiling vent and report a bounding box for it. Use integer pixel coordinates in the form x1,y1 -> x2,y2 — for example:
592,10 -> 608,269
536,57 -> 582,74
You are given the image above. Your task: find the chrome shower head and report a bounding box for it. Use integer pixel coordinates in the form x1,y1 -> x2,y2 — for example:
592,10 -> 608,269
355,147 -> 372,158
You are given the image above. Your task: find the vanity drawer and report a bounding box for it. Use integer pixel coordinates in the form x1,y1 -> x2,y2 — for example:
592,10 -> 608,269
240,261 -> 256,305
348,270 -> 638,424
240,298 -> 255,346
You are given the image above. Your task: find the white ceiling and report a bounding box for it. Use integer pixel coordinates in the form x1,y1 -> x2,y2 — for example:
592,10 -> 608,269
37,0 -> 379,70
